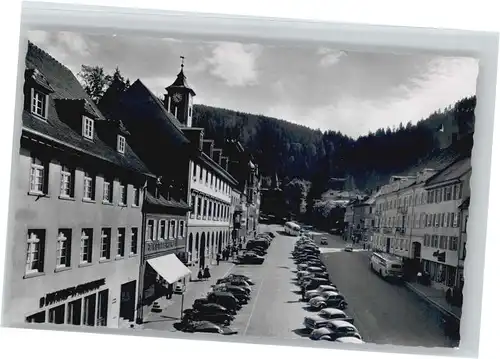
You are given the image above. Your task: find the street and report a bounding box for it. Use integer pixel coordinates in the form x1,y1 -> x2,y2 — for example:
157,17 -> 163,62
310,231 -> 455,347
159,224 -> 454,347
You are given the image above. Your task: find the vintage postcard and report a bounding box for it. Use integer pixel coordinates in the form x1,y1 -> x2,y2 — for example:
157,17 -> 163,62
2,28 -> 478,350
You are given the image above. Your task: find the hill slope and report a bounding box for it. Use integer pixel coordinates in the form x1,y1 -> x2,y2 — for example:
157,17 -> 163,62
193,96 -> 475,193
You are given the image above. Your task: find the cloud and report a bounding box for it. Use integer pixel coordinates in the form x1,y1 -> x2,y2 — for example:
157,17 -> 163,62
206,42 -> 262,87
318,48 -> 347,67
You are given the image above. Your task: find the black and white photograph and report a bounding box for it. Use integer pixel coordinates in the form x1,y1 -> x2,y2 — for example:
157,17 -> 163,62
1,23 -> 481,352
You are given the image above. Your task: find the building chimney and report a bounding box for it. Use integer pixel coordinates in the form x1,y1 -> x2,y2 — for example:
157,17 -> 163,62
202,140 -> 214,158
220,156 -> 229,171
212,149 -> 222,164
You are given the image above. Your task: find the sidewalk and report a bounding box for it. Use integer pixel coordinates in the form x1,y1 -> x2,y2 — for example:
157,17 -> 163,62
405,281 -> 462,320
142,261 -> 236,332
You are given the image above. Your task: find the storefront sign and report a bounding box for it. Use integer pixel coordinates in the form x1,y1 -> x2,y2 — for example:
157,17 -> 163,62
39,278 -> 106,308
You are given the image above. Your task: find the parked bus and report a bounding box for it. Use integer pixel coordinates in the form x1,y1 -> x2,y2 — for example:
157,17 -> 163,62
284,221 -> 301,236
370,252 -> 403,279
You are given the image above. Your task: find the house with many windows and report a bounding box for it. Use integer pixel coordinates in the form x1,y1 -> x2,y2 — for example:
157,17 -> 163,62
3,42 -> 153,328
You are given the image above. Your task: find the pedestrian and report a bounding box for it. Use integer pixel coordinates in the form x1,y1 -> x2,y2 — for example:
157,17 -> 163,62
216,253 -> 221,265
197,267 -> 203,281
203,267 -> 211,281
166,284 -> 173,299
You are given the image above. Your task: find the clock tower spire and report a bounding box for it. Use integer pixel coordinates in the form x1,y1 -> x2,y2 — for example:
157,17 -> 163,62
164,55 -> 196,127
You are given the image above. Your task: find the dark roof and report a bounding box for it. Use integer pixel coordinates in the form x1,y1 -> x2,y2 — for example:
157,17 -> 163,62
116,79 -> 190,147
144,191 -> 190,210
200,152 -> 238,185
166,68 -> 196,96
23,42 -> 153,176
425,156 -> 471,187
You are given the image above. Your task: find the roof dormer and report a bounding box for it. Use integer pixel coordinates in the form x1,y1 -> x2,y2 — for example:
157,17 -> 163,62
24,68 -> 55,121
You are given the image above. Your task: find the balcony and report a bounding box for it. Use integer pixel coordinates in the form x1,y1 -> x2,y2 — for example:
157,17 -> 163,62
145,237 -> 186,256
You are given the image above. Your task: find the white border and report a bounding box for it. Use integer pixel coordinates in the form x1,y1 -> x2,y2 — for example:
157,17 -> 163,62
1,1 -> 499,359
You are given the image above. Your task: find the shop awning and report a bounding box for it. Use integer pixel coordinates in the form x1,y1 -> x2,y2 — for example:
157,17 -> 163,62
147,254 -> 191,284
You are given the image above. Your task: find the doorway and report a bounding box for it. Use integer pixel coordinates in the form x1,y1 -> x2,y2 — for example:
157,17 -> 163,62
412,242 -> 422,260
119,281 -> 137,322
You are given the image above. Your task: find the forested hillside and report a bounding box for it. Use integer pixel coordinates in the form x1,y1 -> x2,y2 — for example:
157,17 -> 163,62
193,96 -> 476,193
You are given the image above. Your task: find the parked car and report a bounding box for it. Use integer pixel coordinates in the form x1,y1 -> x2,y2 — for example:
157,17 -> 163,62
303,308 -> 354,330
212,285 -> 250,304
247,248 -> 267,256
304,285 -> 339,301
223,274 -> 254,285
265,231 -> 275,238
192,301 -> 234,315
335,336 -> 365,344
216,278 -> 252,292
320,238 -> 328,245
237,252 -> 265,264
307,266 -> 326,274
247,240 -> 270,250
302,277 -> 332,292
207,292 -> 242,311
308,292 -> 348,310
181,320 -> 238,335
345,244 -> 353,252
182,309 -> 234,325
310,320 -> 361,341
297,270 -> 311,280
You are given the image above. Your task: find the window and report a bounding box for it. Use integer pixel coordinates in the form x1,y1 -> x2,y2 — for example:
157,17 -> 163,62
25,229 -> 45,275
196,196 -> 202,218
67,298 -> 82,325
132,186 -> 140,206
432,235 -> 439,248
130,228 -> 138,255
100,228 -> 111,260
117,228 -> 125,257
82,116 -> 94,140
103,178 -> 113,203
453,212 -> 460,227
179,221 -> 185,238
203,198 -> 207,218
147,219 -> 155,241
193,164 -> 198,179
199,167 -> 203,181
208,201 -> 212,219
439,236 -> 448,250
83,294 -> 96,326
159,220 -> 166,240
48,304 -> 65,324
423,234 -> 430,247
29,156 -> 48,194
56,229 -> 72,269
83,172 -> 95,200
449,236 -> 458,251
169,220 -> 176,239
117,135 -> 126,154
80,229 -> 93,264
96,290 -> 109,327
118,181 -> 127,205
440,213 -> 446,227
31,88 -> 48,118
60,165 -> 74,198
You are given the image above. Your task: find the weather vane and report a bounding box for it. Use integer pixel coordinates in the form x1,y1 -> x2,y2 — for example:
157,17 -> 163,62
180,55 -> 185,69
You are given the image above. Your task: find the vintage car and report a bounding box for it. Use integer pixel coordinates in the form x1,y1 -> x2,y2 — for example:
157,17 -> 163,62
212,285 -> 250,304
223,274 -> 254,286
308,292 -> 348,310
344,244 -> 353,252
181,320 -> 238,335
265,231 -> 276,238
216,278 -> 252,292
310,320 -> 361,341
192,301 -> 234,315
206,292 -> 242,311
303,308 -> 354,330
297,270 -> 311,280
182,309 -> 234,325
304,285 -> 339,300
320,237 -> 328,245
301,277 -> 332,292
334,336 -> 365,344
237,252 -> 265,264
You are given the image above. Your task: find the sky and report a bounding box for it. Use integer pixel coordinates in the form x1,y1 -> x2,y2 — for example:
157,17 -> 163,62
27,30 -> 479,138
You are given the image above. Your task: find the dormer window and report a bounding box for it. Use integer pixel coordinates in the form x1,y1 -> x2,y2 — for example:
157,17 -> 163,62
117,135 -> 126,154
31,88 -> 48,119
82,116 -> 94,140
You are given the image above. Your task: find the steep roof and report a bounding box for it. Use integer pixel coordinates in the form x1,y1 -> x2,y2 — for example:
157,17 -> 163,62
23,42 -> 152,176
144,191 -> 189,210
425,156 -> 471,187
166,67 -> 196,96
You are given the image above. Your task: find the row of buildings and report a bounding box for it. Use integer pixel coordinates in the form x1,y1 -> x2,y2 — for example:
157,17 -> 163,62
2,42 -> 261,328
344,148 -> 471,295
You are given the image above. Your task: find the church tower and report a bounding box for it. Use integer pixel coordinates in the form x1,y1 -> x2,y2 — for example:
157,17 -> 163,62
164,56 -> 196,127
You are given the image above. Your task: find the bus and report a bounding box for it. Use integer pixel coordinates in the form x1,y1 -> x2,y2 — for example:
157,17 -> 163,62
284,221 -> 301,236
370,252 -> 403,279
